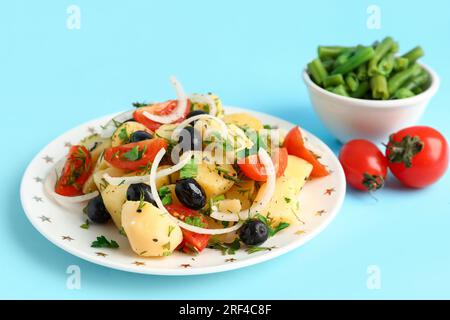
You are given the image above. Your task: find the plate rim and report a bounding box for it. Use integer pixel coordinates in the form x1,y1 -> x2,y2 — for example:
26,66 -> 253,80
20,106 -> 346,276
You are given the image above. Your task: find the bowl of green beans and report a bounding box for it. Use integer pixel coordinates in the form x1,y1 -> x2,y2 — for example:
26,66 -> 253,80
303,37 -> 440,143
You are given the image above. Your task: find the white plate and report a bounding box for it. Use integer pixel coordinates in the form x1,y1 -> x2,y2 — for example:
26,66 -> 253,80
20,106 -> 346,276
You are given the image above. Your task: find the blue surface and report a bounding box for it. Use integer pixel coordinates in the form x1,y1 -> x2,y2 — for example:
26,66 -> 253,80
2,0 -> 450,299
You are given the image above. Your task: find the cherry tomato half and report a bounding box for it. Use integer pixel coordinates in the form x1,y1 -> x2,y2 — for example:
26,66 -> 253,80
283,126 -> 329,178
133,99 -> 191,131
237,148 -> 288,182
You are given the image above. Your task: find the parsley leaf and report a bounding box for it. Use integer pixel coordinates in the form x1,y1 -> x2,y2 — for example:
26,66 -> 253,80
122,145 -> 146,161
80,219 -> 90,229
185,216 -> 205,228
208,238 -> 241,255
91,236 -> 119,249
180,159 -> 198,179
159,186 -> 172,206
117,127 -> 130,144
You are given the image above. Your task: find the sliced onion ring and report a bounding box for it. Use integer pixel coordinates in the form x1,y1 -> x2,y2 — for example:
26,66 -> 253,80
189,93 -> 217,116
44,158 -> 99,206
149,148 -> 243,235
102,151 -> 194,186
209,148 -> 276,222
143,76 -> 188,124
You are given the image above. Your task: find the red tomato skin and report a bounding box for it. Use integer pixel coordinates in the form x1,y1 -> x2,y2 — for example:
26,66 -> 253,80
55,146 -> 93,196
339,140 -> 388,191
133,100 -> 191,131
283,127 -> 329,178
386,126 -> 449,188
165,204 -> 210,253
237,148 -> 288,182
104,138 -> 168,171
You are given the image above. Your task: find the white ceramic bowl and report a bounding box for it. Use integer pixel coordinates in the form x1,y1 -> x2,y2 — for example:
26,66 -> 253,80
303,64 -> 440,144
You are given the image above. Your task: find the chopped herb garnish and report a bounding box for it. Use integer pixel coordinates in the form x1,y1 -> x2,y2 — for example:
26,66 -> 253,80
162,242 -> 171,250
91,235 -> 119,249
80,219 -> 90,229
168,225 -> 175,237
137,191 -> 146,212
263,124 -> 272,130
159,186 -> 172,206
255,214 -> 290,237
132,102 -> 148,108
245,246 -> 273,254
180,158 -> 198,179
122,146 -> 141,161
284,197 -> 291,204
119,227 -> 127,236
117,127 -> 130,144
185,216 -> 206,228
208,238 -> 241,255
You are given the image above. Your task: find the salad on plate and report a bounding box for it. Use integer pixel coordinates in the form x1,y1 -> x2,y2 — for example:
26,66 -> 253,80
45,77 -> 329,257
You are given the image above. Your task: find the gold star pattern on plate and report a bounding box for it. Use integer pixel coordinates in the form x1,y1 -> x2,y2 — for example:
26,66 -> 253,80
225,258 -> 236,263
295,230 -> 306,235
62,236 -> 74,241
34,177 -> 43,183
64,142 -> 72,147
87,127 -> 96,134
315,209 -> 326,216
43,155 -> 54,163
132,261 -> 145,266
38,215 -> 51,223
324,188 -> 335,196
180,264 -> 191,268
33,196 -> 43,202
95,252 -> 108,257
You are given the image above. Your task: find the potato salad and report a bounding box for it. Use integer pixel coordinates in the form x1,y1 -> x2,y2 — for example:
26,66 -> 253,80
45,77 -> 329,257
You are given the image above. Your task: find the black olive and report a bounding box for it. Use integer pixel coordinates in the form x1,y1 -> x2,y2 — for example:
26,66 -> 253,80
186,110 -> 208,125
175,178 -> 206,210
129,130 -> 153,143
127,183 -> 157,206
178,126 -> 201,151
239,220 -> 269,246
86,195 -> 110,223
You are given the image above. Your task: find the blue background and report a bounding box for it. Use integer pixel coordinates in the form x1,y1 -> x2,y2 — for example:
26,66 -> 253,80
2,0 -> 449,299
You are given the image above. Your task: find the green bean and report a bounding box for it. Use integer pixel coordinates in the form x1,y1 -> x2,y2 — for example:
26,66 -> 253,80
402,46 -> 424,63
368,36 -> 395,76
332,46 -> 375,75
403,71 -> 430,91
377,52 -> 395,76
345,73 -> 359,92
350,81 -> 370,98
356,64 -> 368,81
370,75 -> 389,100
387,64 -> 422,94
394,88 -> 415,99
321,59 -> 335,72
308,58 -> 328,85
330,85 -> 349,97
323,74 -> 344,87
318,46 -> 354,59
391,41 -> 399,53
394,57 -> 409,72
333,49 -> 354,69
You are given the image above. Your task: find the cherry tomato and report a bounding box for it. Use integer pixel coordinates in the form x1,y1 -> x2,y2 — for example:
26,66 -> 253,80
283,126 -> 329,178
386,126 -> 449,188
339,140 -> 388,191
165,204 -> 210,253
55,146 -> 93,196
104,138 -> 168,171
133,99 -> 191,131
237,148 -> 288,182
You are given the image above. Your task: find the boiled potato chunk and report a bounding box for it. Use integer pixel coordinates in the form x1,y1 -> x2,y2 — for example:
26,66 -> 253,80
225,179 -> 256,210
283,155 -> 313,184
93,167 -> 128,229
217,199 -> 241,214
222,113 -> 264,131
111,121 -> 152,147
122,201 -> 183,257
194,163 -> 236,199
253,155 -> 313,225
